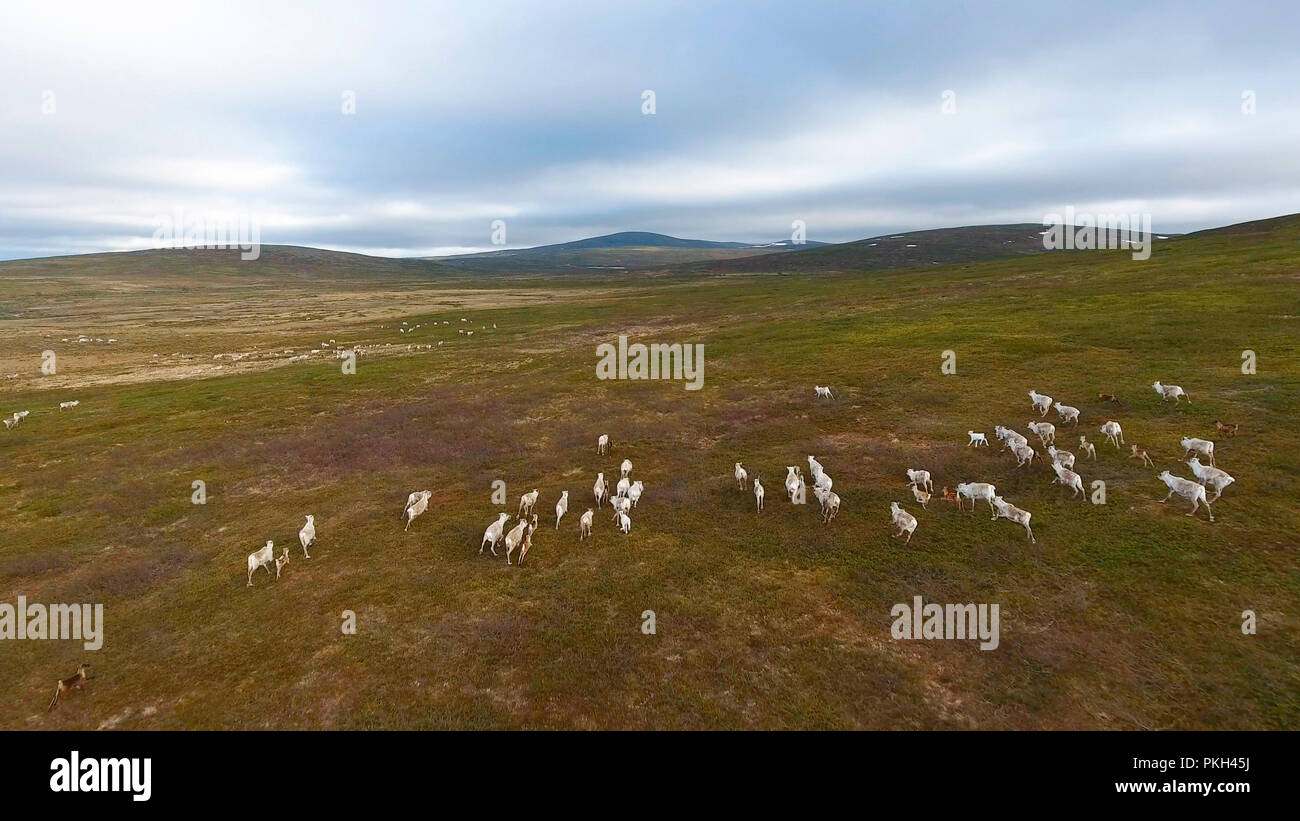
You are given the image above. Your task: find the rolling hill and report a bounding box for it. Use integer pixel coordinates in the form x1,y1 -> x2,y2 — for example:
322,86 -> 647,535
429,231 -> 828,272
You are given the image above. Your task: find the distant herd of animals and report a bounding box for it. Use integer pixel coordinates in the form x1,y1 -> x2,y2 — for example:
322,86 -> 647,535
17,375 -> 1239,710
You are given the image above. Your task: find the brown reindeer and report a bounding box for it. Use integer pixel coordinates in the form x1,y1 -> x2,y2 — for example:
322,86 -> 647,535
1214,420 -> 1239,438
47,663 -> 91,712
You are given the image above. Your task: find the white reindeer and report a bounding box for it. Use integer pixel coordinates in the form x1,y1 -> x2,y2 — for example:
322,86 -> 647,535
616,476 -> 631,497
246,540 -> 275,587
1027,420 -> 1055,445
480,512 -> 510,555
503,518 -> 529,564
911,485 -> 931,508
594,473 -> 609,508
814,386 -> 835,400
1153,381 -> 1189,404
906,469 -> 933,494
807,455 -> 825,478
555,490 -> 569,530
1180,436 -> 1215,466
620,458 -> 633,478
1186,457 -> 1233,500
991,496 -> 1035,543
1028,390 -> 1053,417
403,490 -> 431,532
754,476 -> 764,512
1010,441 -> 1036,467
1078,435 -> 1097,460
1100,421 -> 1124,448
597,434 -> 610,455
813,486 -> 841,522
735,462 -> 748,490
1047,445 -> 1074,470
59,400 -> 79,410
1050,461 -> 1084,498
1158,471 -> 1213,521
967,431 -> 989,447
628,480 -> 644,508
1053,402 -> 1080,426
955,482 -> 997,514
890,502 -> 917,544
617,511 -> 631,534
579,509 -> 594,540
784,466 -> 803,501
518,488 -> 539,517
298,514 -> 315,558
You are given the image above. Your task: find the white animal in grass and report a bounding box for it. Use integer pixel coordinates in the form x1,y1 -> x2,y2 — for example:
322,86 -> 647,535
1010,441 -> 1036,467
403,490 -> 432,531
503,518 -> 529,564
480,512 -> 510,555
15,411 -> 28,420
911,485 -> 931,508
889,502 -> 917,544
814,385 -> 835,400
906,469 -> 933,494
579,509 -> 594,540
1078,435 -> 1097,460
609,494 -> 631,520
246,540 -> 276,587
1153,381 -> 1189,404
813,486 -> 840,522
1158,471 -> 1213,521
784,466 -> 803,501
991,496 -> 1035,543
594,473 -> 609,508
734,462 -> 748,490
807,455 -> 825,478
518,488 -> 539,517
1186,457 -> 1234,501
1046,446 -> 1074,470
995,425 -> 1026,448
597,434 -> 610,455
1180,436 -> 1215,466
955,482 -> 997,514
1027,420 -> 1055,445
753,476 -> 764,511
967,431 -> 989,447
1028,390 -> 1053,417
2,418 -> 15,431
620,458 -> 633,478
298,515 -> 315,558
59,400 -> 79,409
1100,421 -> 1124,448
616,476 -> 631,497
555,490 -> 569,530
616,511 -> 631,534
813,470 -> 832,492
1053,401 -> 1080,426
628,480 -> 644,508
1050,461 -> 1084,498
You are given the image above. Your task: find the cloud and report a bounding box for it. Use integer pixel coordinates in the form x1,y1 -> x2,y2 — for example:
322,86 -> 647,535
1,0 -> 1298,259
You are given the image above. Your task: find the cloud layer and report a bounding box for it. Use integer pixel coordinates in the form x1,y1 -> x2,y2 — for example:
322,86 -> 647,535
2,0 -> 1297,259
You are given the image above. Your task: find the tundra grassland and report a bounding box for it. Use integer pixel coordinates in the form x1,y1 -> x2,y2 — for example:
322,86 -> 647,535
1,223 -> 1297,730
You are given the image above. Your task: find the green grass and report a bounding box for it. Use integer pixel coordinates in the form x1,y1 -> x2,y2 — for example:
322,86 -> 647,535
1,220 -> 1297,729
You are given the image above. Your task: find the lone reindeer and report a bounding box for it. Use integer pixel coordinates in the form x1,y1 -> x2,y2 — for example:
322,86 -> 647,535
47,663 -> 92,711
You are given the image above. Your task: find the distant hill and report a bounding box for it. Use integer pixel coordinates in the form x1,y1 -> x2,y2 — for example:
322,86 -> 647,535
429,231 -> 828,272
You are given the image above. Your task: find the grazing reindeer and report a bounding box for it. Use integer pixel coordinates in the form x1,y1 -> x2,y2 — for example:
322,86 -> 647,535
1130,445 -> 1155,468
47,664 -> 91,712
1214,420 -> 1239,438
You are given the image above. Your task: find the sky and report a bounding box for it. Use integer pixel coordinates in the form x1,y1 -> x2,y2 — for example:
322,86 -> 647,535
1,0 -> 1298,260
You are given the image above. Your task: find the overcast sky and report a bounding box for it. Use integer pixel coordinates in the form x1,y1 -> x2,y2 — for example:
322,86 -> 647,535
2,0 -> 1298,260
